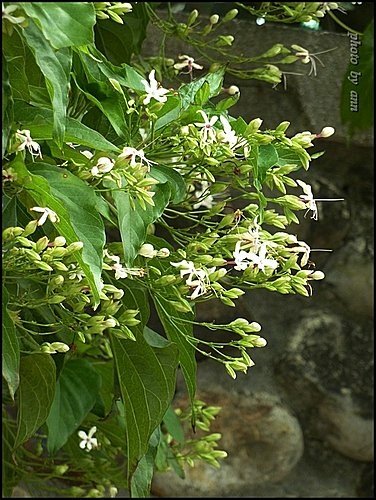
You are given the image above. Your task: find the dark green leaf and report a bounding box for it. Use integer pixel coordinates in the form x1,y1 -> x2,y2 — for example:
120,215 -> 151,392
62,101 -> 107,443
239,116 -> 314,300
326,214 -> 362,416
95,3 -> 149,65
11,157 -> 103,305
2,194 -> 17,230
131,427 -> 161,498
21,19 -> 72,147
2,56 -> 13,158
163,405 -> 184,444
46,359 -> 101,454
21,2 -> 95,49
149,165 -> 186,204
179,68 -> 225,109
14,353 -> 56,448
113,183 -> 171,266
110,324 -> 178,481
153,294 -> 197,405
154,96 -> 181,131
257,144 -> 279,184
2,287 -> 20,400
13,101 -> 120,152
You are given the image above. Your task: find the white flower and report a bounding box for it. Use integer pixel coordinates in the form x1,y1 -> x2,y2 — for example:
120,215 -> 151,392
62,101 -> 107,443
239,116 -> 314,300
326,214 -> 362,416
218,116 -> 239,149
171,260 -> 212,300
256,17 -> 265,25
193,181 -> 214,209
16,129 -> 42,159
112,262 -> 128,280
233,241 -> 251,271
81,150 -> 94,159
291,240 -> 311,267
91,157 -> 114,177
78,426 -> 98,452
247,243 -> 279,272
157,247 -> 170,258
141,69 -> 169,105
297,179 -> 344,221
68,264 -> 85,282
138,243 -> 157,258
30,207 -> 59,226
103,249 -> 120,264
174,54 -> 203,73
2,4 -> 25,24
194,110 -> 218,145
119,146 -> 156,171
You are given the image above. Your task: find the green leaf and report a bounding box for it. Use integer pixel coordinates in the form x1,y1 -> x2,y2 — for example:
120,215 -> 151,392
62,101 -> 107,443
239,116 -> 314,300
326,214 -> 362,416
110,282 -> 179,481
340,21 -> 374,134
94,3 -> 149,65
179,68 -> 226,109
153,294 -> 197,405
2,56 -> 13,158
46,359 -> 101,454
11,157 -> 103,305
113,183 -> 171,266
29,163 -> 106,302
149,165 -> 186,204
74,50 -> 128,138
163,405 -> 184,444
13,101 -> 120,152
2,287 -> 20,400
14,353 -> 56,449
257,144 -> 279,184
21,2 -> 95,49
21,19 -> 72,147
2,194 -> 17,230
3,27 -> 49,107
130,427 -> 161,498
154,96 -> 182,132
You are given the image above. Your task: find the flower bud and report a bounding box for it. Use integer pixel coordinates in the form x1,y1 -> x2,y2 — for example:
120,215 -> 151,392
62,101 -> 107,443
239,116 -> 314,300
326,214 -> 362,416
53,236 -> 66,247
222,9 -> 238,22
66,241 -> 84,253
22,220 -> 38,237
311,270 -> 325,280
157,247 -> 170,258
227,85 -> 240,95
35,236 -> 49,253
50,342 -> 70,353
247,118 -> 263,134
54,464 -> 69,475
138,243 -> 157,258
187,9 -> 199,26
17,236 -> 34,248
210,14 -> 219,24
318,126 -> 335,138
48,295 -> 67,304
53,262 -> 69,272
180,125 -> 190,135
104,318 -> 117,328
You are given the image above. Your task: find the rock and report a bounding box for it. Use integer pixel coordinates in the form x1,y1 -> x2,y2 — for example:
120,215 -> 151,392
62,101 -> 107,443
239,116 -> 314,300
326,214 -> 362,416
275,308 -> 374,461
152,390 -> 304,497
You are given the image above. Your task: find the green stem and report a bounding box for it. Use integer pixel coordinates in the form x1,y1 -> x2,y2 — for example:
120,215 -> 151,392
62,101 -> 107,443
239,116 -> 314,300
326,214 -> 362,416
328,11 -> 363,36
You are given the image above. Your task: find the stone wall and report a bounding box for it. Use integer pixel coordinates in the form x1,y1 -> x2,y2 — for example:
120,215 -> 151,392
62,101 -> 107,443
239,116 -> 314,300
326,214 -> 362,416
147,13 -> 374,499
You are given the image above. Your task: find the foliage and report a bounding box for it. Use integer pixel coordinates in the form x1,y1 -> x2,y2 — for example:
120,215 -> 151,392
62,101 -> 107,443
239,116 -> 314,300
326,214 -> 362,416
2,2 -> 342,498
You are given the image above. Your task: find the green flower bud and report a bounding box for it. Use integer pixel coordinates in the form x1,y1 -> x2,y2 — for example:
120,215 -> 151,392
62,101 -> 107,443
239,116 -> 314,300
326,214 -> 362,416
222,9 -> 238,22
48,295 -> 66,304
51,275 -> 64,287
276,121 -> 291,133
187,9 -> 199,26
210,14 -> 219,24
66,241 -> 84,253
54,464 -> 69,475
53,261 -> 69,272
22,220 -> 38,237
35,261 -> 54,271
35,236 -> 49,253
17,236 -> 34,248
50,342 -> 70,353
53,236 -> 66,247
246,118 -> 263,134
24,248 -> 41,261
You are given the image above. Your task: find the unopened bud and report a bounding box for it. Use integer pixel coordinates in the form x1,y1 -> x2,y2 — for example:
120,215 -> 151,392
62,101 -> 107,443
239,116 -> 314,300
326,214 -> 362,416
53,236 -> 66,247
17,236 -> 34,248
139,243 -> 157,258
318,126 -> 335,138
210,14 -> 219,24
104,318 -> 117,328
50,342 -> 70,353
222,8 -> 238,22
311,270 -> 325,280
23,220 -> 38,236
157,247 -> 170,258
35,236 -> 49,253
54,464 -> 69,475
187,9 -> 199,26
227,85 -> 240,95
66,241 -> 84,253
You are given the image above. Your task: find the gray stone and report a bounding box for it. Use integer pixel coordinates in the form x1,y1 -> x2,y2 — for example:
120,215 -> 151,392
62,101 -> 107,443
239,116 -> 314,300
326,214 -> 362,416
152,389 -> 304,497
275,308 -> 374,461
